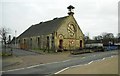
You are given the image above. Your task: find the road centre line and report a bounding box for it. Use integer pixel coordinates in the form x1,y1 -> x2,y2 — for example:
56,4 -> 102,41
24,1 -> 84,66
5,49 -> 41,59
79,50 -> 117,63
26,64 -> 40,69
45,61 -> 60,65
2,55 -> 117,73
2,56 -> 88,73
2,62 -> 59,73
62,59 -> 71,62
2,59 -> 71,73
2,68 -> 25,73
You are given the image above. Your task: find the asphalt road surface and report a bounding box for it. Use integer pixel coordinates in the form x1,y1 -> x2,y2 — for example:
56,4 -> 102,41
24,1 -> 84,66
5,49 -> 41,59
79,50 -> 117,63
2,50 -> 118,76
11,49 -> 39,56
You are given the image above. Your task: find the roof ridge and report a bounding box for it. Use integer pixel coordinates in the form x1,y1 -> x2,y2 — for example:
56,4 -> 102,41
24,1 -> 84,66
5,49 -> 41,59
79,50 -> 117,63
18,15 -> 69,38
33,16 -> 68,25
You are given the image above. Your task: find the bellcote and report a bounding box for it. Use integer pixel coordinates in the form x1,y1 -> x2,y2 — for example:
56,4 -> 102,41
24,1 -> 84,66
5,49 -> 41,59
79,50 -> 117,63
67,5 -> 75,15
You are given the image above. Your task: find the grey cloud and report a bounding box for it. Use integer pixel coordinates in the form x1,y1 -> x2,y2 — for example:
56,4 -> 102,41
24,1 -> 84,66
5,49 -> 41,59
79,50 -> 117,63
0,0 -> 119,38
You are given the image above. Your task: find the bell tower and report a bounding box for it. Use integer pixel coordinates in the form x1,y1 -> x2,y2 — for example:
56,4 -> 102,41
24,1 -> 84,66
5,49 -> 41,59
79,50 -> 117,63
67,5 -> 75,15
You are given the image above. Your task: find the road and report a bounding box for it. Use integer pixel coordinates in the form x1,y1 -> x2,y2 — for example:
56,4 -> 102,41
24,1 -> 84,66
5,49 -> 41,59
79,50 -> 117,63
1,47 -> 39,57
11,49 -> 39,56
2,50 -> 118,76
2,49 -> 40,71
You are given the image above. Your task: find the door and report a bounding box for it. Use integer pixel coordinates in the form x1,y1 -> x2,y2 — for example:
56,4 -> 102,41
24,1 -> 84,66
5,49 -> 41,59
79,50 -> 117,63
80,40 -> 82,48
59,39 -> 63,49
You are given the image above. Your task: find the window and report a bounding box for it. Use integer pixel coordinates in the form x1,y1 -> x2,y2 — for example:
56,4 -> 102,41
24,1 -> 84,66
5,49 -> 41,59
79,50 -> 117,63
30,38 -> 32,47
52,36 -> 54,39
46,36 -> 49,49
47,36 -> 49,44
19,40 -> 20,43
24,39 -> 26,44
67,24 -> 75,37
38,37 -> 40,46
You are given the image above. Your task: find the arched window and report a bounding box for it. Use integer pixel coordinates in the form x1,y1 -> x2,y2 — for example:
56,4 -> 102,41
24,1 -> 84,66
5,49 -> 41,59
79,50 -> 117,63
38,37 -> 40,46
47,36 -> 49,47
30,38 -> 32,48
80,40 -> 82,48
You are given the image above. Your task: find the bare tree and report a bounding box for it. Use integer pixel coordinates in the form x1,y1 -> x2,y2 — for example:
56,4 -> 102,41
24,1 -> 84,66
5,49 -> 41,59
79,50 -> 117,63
84,34 -> 90,44
117,33 -> 120,39
0,27 -> 11,53
101,32 -> 115,45
101,32 -> 108,38
102,32 -> 114,39
93,35 -> 103,41
117,33 -> 120,43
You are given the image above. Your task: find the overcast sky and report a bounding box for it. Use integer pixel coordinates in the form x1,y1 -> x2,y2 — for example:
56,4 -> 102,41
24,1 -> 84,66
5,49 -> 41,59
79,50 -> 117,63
0,0 -> 119,39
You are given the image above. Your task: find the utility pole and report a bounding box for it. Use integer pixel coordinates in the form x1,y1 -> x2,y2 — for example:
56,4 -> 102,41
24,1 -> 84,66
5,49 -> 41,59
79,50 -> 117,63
15,30 -> 17,48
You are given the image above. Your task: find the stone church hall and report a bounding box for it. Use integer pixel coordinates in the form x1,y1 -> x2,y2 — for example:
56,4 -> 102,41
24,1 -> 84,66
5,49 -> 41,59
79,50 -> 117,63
16,5 -> 84,52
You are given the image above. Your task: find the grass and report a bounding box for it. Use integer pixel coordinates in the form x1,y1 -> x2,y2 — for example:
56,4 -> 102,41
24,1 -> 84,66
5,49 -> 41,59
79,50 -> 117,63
0,52 -> 12,57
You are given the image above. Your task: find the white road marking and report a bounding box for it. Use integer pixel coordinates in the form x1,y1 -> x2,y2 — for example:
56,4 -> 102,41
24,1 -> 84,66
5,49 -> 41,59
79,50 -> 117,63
2,60 -> 69,73
82,57 -> 85,59
26,61 -> 61,69
62,59 -> 71,62
54,67 -> 69,74
102,58 -> 105,60
2,55 -> 117,73
98,59 -> 103,61
3,68 -> 25,72
54,60 -> 94,74
111,55 -> 115,58
45,61 -> 59,65
26,64 -> 40,69
54,55 -> 117,74
88,61 -> 94,64
71,64 -> 82,68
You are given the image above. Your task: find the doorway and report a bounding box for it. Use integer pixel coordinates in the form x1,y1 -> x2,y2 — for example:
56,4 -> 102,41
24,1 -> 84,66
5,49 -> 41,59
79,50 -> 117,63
59,39 -> 63,49
80,40 -> 82,48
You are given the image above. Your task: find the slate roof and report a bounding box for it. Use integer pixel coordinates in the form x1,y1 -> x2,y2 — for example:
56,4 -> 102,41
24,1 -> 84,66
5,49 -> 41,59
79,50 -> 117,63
18,16 -> 68,38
